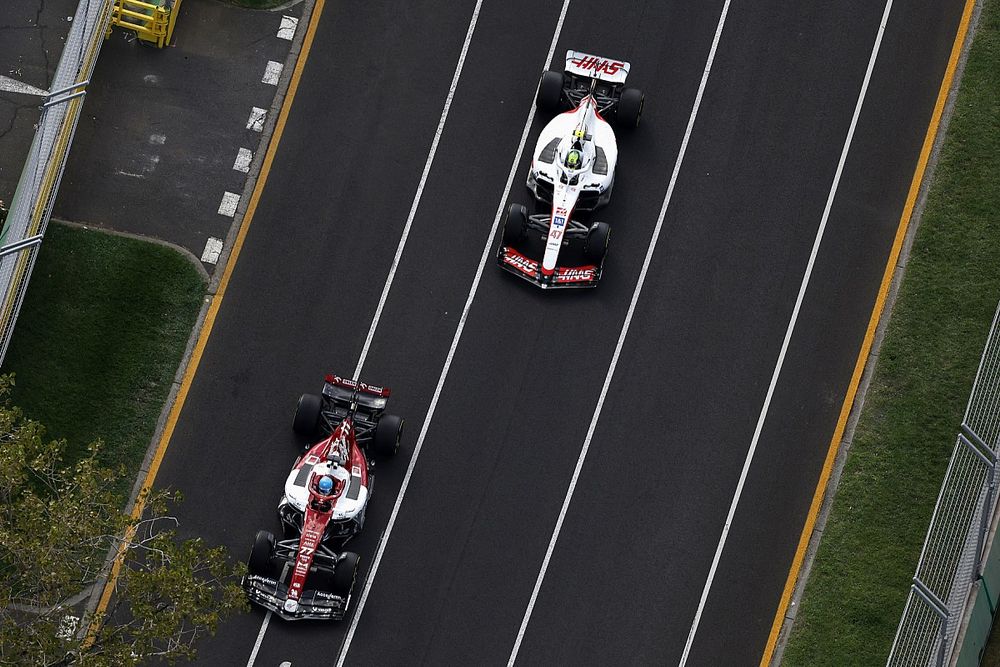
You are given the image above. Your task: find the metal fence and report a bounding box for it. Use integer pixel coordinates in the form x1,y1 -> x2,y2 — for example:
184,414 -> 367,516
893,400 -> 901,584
0,0 -> 113,363
888,302 -> 1000,666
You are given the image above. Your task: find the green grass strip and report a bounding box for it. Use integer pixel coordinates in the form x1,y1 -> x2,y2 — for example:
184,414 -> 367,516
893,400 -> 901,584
783,2 -> 1000,664
1,223 -> 206,496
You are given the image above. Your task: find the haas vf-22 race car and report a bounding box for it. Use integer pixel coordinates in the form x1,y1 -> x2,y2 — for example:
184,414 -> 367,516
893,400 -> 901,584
241,375 -> 404,621
497,50 -> 644,289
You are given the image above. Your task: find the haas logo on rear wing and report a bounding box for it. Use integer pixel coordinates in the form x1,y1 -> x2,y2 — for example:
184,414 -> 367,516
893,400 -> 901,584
565,50 -> 630,84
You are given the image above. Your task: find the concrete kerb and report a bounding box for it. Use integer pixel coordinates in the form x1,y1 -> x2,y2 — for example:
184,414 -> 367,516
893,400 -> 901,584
78,0 -> 317,633
768,1 -> 986,663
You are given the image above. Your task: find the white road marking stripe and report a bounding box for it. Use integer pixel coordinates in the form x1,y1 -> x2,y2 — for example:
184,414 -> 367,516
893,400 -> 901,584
201,237 -> 223,264
0,74 -> 48,96
247,107 -> 267,132
336,1 -> 573,664
263,60 -> 283,85
678,1 -> 895,663
246,611 -> 272,666
506,2 -> 733,664
218,192 -> 240,217
233,147 -> 253,173
277,15 -> 298,40
351,0 -> 485,381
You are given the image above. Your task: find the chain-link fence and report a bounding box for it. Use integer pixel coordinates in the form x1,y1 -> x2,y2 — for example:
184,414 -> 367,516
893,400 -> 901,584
888,302 -> 1000,666
0,0 -> 113,363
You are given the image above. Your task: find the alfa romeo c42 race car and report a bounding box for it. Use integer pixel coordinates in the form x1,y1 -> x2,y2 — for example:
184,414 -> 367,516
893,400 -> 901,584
497,50 -> 644,289
241,375 -> 404,621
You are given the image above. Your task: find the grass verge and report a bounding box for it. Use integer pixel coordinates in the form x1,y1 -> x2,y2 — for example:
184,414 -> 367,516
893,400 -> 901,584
781,2 -> 1000,664
0,222 -> 206,497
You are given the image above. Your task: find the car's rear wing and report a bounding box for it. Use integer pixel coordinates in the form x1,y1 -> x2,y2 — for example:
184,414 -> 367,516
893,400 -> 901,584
564,50 -> 630,85
325,374 -> 390,398
320,375 -> 390,431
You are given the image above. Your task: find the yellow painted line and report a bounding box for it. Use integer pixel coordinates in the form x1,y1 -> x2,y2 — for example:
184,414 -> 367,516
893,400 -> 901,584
759,0 -> 978,663
87,0 -> 327,639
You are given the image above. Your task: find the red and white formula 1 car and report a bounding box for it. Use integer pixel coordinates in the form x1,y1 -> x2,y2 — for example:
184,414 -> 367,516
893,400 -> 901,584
497,50 -> 644,289
241,375 -> 403,621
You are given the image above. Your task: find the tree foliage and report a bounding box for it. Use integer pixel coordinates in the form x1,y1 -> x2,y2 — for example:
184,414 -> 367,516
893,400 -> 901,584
0,378 -> 246,665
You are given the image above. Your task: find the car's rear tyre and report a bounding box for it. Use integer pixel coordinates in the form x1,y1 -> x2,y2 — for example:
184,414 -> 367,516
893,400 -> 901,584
503,203 -> 529,246
373,413 -> 403,458
585,222 -> 611,263
248,530 -> 275,575
293,393 -> 322,437
333,552 -> 360,595
618,87 -> 644,128
537,71 -> 565,113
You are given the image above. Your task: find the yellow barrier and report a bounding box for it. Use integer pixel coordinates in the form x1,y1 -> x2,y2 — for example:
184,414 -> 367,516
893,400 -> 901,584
110,0 -> 181,48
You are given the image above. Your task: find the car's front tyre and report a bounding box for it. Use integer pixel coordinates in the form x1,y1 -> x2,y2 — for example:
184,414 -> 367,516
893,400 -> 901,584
332,552 -> 360,595
585,222 -> 611,264
503,203 -> 529,246
248,530 -> 276,576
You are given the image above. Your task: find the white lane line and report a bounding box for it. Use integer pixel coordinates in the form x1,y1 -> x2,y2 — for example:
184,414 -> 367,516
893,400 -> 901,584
218,192 -> 240,217
263,60 -> 283,85
506,2 -> 733,664
201,237 -> 223,264
350,0 -> 485,381
678,1 -> 895,663
277,15 -> 298,40
233,147 -> 253,173
0,74 -> 48,96
247,107 -> 267,132
336,1 -> 573,665
245,610 -> 271,666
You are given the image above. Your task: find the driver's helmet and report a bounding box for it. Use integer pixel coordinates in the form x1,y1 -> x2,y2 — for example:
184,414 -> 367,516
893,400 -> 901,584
564,148 -> 583,170
317,475 -> 335,495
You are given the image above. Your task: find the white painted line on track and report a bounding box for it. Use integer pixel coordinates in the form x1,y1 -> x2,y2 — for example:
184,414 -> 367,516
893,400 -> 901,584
336,1 -> 573,664
233,147 -> 253,173
678,1 -> 895,663
350,0 -> 485,382
0,74 -> 48,96
201,237 -> 223,264
218,192 -> 240,217
277,15 -> 298,40
506,2 -> 733,664
263,60 -> 284,85
246,610 -> 272,666
247,107 -> 267,132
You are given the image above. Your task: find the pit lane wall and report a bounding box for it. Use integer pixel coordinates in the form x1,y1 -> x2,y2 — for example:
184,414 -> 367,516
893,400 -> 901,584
0,0 -> 114,364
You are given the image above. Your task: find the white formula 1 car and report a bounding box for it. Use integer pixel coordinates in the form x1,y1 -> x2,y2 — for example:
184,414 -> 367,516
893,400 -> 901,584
498,50 -> 644,289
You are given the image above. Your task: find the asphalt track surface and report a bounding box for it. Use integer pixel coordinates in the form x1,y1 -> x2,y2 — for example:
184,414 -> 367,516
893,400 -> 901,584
149,0 -> 969,664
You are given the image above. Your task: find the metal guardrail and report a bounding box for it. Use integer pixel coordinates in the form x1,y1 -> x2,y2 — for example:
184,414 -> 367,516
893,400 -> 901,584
888,302 -> 1000,666
0,0 -> 114,364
